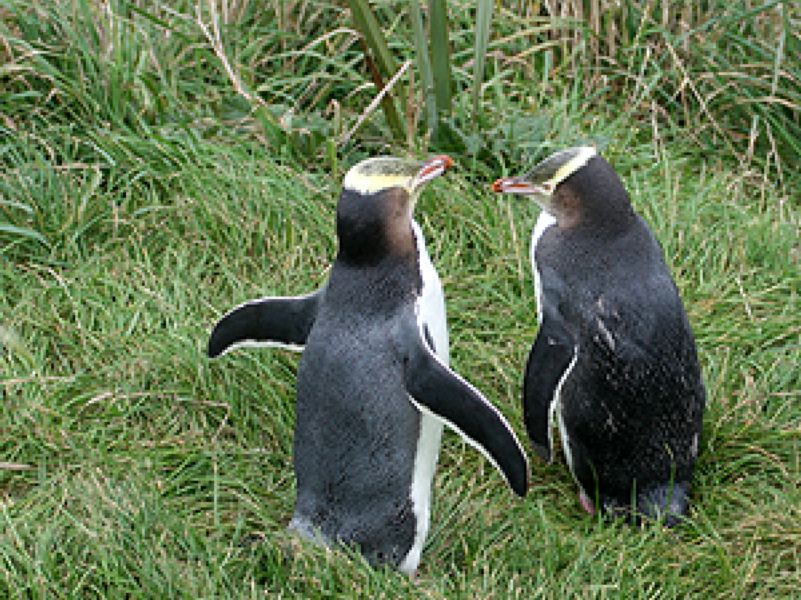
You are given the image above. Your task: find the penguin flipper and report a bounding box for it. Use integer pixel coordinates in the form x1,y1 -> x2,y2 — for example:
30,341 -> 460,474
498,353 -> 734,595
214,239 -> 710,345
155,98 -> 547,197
399,317 -> 529,497
207,288 -> 324,358
523,310 -> 575,462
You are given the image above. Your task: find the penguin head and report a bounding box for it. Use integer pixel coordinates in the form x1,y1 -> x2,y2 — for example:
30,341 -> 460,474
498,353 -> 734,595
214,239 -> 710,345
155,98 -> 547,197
492,146 -> 634,231
336,155 -> 453,263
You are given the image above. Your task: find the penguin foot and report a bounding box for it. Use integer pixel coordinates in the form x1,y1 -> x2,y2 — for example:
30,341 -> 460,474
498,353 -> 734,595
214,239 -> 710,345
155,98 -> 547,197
578,489 -> 596,515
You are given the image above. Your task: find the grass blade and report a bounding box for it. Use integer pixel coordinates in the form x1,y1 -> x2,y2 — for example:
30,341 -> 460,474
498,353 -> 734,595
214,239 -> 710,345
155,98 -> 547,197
348,0 -> 398,79
472,0 -> 494,119
348,0 -> 405,140
410,0 -> 437,136
429,0 -> 452,118
0,223 -> 50,247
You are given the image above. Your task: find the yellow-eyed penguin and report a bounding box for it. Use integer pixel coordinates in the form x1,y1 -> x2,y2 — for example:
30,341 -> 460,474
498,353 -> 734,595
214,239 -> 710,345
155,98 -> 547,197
493,146 -> 704,525
209,155 -> 528,572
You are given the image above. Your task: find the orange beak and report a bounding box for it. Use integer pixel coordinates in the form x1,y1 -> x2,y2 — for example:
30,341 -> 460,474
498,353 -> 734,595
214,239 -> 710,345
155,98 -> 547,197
417,154 -> 454,185
491,176 -> 542,195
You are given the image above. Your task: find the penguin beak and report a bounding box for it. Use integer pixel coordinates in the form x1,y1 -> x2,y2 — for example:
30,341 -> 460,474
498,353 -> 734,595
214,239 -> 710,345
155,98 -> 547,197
413,154 -> 454,190
491,176 -> 553,197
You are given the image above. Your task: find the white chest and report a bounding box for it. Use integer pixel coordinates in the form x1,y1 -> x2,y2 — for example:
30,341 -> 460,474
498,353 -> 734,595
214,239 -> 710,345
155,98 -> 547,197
530,211 -> 557,324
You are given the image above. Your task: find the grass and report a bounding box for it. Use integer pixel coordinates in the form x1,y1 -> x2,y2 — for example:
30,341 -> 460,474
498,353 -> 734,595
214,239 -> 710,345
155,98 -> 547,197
1,0 -> 800,597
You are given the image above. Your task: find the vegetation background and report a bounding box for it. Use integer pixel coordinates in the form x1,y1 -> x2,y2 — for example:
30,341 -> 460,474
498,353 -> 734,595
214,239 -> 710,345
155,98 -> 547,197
1,0 -> 799,597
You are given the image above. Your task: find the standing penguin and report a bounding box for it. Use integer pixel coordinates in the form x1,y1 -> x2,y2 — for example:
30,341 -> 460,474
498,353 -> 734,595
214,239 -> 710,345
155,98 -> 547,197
208,155 -> 528,573
492,146 -> 705,525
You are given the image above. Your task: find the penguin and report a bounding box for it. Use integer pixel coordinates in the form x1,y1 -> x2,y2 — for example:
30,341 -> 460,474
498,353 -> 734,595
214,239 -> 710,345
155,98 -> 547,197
492,146 -> 705,525
208,155 -> 528,573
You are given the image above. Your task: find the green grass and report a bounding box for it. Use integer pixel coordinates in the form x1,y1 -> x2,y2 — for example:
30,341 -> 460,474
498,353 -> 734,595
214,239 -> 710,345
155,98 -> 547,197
2,0 -> 800,597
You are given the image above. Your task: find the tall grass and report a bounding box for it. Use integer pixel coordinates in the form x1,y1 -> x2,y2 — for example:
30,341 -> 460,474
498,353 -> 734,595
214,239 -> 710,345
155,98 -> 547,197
1,0 -> 800,597
4,1 -> 796,181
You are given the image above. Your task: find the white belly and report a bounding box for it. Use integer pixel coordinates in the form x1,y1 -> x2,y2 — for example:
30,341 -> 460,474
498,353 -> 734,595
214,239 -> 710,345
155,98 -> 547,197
528,213 -> 583,492
399,221 -> 448,574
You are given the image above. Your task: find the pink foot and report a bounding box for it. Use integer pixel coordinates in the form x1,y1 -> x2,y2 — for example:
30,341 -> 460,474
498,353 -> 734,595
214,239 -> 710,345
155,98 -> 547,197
579,489 -> 596,515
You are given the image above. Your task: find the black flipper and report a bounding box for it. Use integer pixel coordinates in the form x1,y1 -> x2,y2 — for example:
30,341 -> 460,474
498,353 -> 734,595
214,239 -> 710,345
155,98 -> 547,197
397,315 -> 529,497
523,306 -> 575,462
207,288 -> 324,358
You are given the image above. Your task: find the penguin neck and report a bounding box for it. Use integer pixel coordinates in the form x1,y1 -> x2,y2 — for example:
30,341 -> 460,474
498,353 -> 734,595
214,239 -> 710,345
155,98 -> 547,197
332,221 -> 422,311
556,203 -> 635,236
330,250 -> 422,311
335,217 -> 419,271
